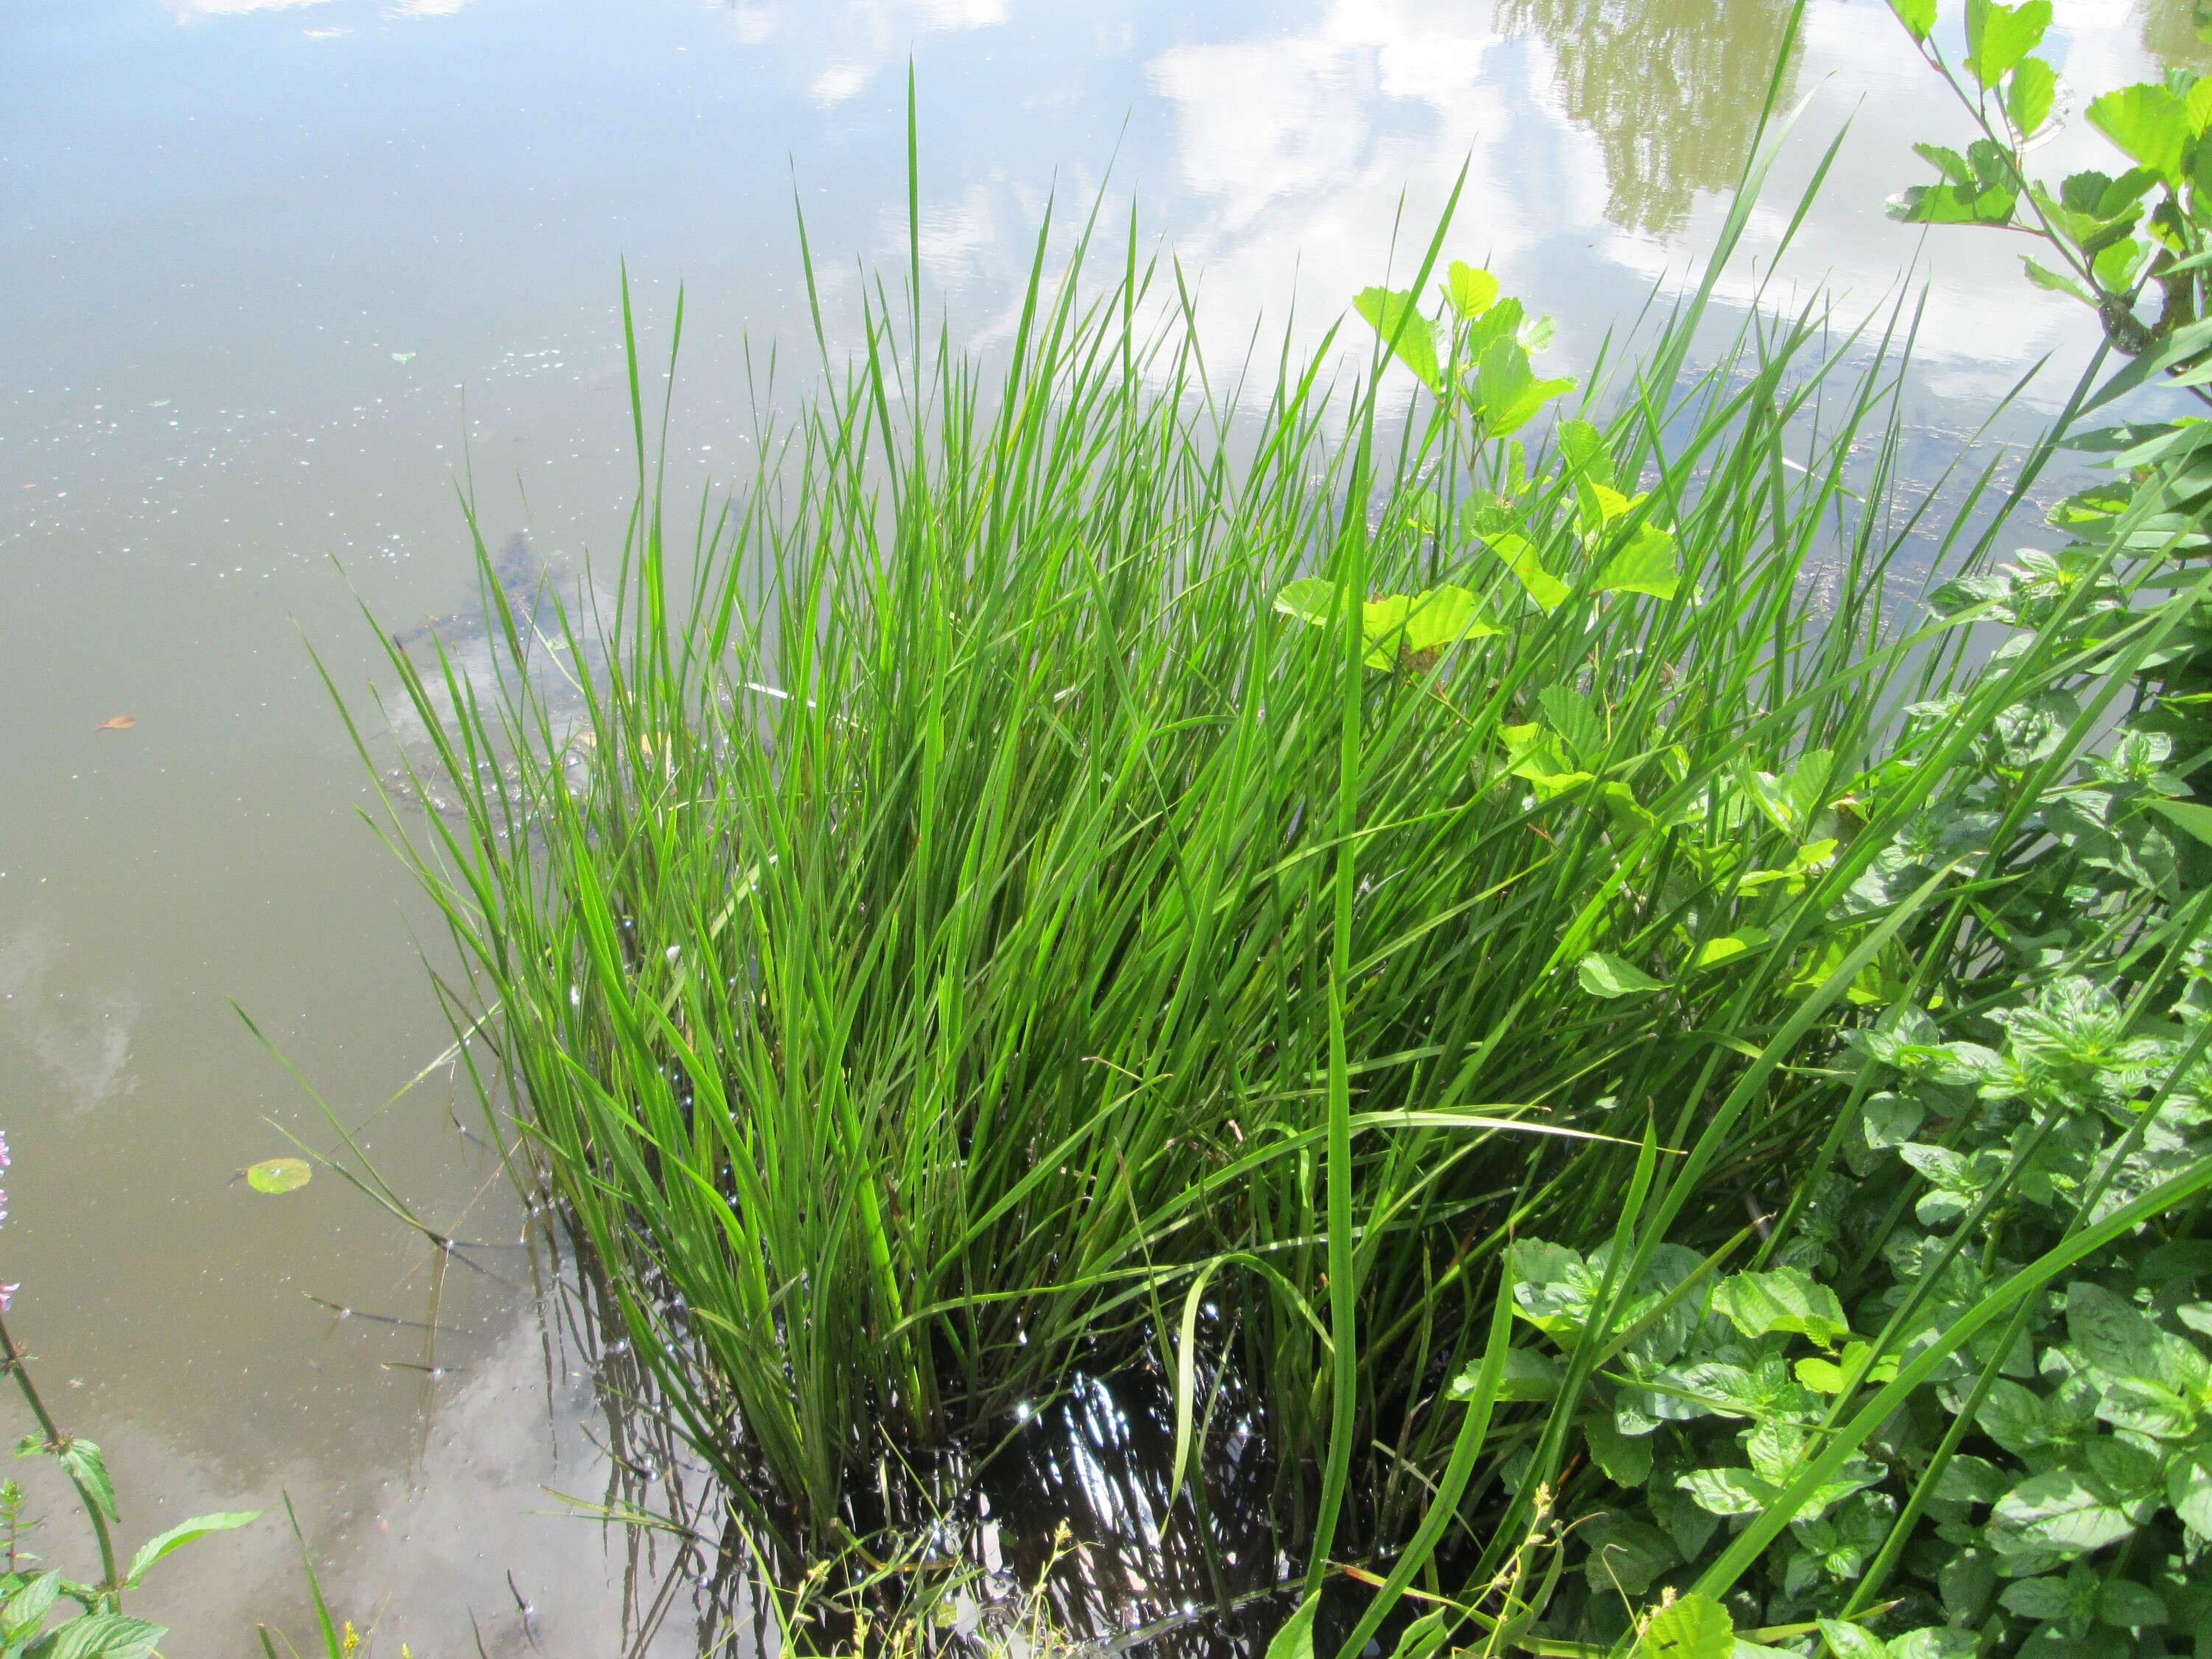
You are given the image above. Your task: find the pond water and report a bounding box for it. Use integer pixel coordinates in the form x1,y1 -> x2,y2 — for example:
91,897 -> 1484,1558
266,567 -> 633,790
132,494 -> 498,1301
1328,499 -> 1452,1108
2,0 -> 2203,1648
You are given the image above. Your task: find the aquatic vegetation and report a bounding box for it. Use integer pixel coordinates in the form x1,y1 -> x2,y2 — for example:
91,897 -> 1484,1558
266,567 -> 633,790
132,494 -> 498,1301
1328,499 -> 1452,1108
349,46 -> 2039,1568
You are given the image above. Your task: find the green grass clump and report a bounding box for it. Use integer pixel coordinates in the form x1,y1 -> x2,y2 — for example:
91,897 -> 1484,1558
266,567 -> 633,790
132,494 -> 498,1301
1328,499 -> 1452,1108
352,102 -> 2022,1555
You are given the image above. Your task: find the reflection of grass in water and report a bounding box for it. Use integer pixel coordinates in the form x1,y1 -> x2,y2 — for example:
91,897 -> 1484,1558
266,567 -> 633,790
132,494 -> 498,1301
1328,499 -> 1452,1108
1496,0 -> 1804,237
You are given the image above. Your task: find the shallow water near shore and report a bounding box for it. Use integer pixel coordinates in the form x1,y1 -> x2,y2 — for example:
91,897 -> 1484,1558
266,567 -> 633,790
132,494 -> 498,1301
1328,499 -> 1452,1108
3,0 -> 2206,1646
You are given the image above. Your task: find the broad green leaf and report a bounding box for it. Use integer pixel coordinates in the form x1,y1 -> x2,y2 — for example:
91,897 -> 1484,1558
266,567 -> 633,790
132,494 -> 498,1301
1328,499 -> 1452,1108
2066,1281 -> 2188,1390
1818,1620 -> 1891,1659
1557,417 -> 1615,490
2166,1445 -> 2212,1534
124,1511 -> 260,1589
1691,928 -> 1770,970
1473,338 -> 1572,436
1538,684 -> 1604,760
2008,55 -> 2056,136
1965,0 -> 2051,90
1583,1414 -> 1655,1487
2149,796 -> 2212,846
1795,1343 -> 1899,1394
2091,234 -> 2147,293
1887,0 -> 1935,41
1598,522 -> 1681,599
22,1615 -> 168,1659
1445,261 -> 1498,320
1989,1467 -> 2152,1556
1711,1267 -> 1851,1347
1394,585 -> 1502,653
246,1157 -> 312,1195
1273,576 -> 1339,627
1487,532 -> 1570,611
1500,723 -> 1590,798
1354,287 -> 1445,397
2023,255 -> 2093,303
1677,1467 -> 1775,1517
1453,1346 -> 1562,1402
1914,142 -> 1975,185
1632,1590 -> 1733,1659
1997,1574 -> 2081,1621
2088,83 -> 2191,184
58,1441 -> 117,1523
1265,1590 -> 1321,1659
2,1574 -> 60,1644
2096,1579 -> 2168,1627
1580,952 -> 1663,999
1888,181 -> 2015,226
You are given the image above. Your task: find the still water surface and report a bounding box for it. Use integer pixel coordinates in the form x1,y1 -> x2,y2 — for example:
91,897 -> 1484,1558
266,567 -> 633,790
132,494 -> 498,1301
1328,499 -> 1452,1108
2,0 -> 2201,1647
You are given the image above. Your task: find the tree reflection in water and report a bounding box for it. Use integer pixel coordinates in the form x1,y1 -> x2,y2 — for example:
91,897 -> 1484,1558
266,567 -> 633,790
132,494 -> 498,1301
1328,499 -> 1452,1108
1496,0 -> 1804,238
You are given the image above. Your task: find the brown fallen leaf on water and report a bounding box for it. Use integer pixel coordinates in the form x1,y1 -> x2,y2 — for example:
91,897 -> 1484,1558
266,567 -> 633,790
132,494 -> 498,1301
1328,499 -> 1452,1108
94,715 -> 136,732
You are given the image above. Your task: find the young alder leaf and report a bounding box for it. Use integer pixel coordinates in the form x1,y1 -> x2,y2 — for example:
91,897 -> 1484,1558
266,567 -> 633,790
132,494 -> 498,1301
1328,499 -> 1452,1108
1632,1590 -> 1733,1659
1445,260 -> 1499,320
246,1158 -> 311,1196
1691,929 -> 1770,970
124,1511 -> 260,1589
1580,952 -> 1663,999
1397,585 -> 1501,653
1558,416 -> 1615,490
2087,83 -> 2191,184
1887,0 -> 1935,41
1598,523 -> 1681,599
2023,255 -> 2093,303
2008,55 -> 2056,136
1354,288 -> 1445,397
1487,532 -> 1570,611
1273,577 -> 1339,628
1964,0 -> 2052,91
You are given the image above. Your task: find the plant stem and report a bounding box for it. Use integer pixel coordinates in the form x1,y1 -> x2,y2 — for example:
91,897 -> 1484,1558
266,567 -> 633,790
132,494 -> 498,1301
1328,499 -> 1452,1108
0,1309 -> 121,1610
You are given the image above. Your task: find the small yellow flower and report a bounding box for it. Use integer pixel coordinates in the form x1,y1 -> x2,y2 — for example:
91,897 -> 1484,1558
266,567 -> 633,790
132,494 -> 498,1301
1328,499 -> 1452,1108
341,1621 -> 361,1657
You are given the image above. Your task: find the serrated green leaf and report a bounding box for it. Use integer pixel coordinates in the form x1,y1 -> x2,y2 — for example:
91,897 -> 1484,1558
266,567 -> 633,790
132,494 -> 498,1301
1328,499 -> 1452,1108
1965,0 -> 2051,90
1818,1620 -> 1890,1659
56,1443 -> 116,1525
2008,55 -> 2056,136
1445,261 -> 1498,320
1354,287 -> 1445,397
23,1615 -> 167,1659
1488,532 -> 1570,612
2023,255 -> 2093,302
1711,1267 -> 1851,1347
1632,1591 -> 1733,1659
2088,83 -> 2192,184
2096,1579 -> 2167,1627
2166,1446 -> 2212,1534
123,1511 -> 259,1590
1691,929 -> 1770,970
2,1574 -> 60,1645
1990,1467 -> 2151,1555
1584,1413 -> 1655,1486
1580,952 -> 1663,999
1598,521 -> 1680,599
1887,0 -> 1935,41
